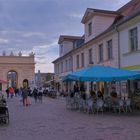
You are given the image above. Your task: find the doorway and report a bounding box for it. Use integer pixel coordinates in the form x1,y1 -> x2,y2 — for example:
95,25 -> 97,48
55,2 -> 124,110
7,71 -> 18,88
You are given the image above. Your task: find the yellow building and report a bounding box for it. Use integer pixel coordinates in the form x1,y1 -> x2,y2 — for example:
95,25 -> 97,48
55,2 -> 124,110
0,53 -> 35,91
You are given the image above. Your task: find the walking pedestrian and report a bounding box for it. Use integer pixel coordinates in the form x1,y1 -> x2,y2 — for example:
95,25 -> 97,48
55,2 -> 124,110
14,88 -> 19,97
26,87 -> 31,105
19,87 -> 23,97
19,87 -> 23,102
33,88 -> 38,103
5,88 -> 9,99
22,86 -> 29,106
9,87 -> 14,98
38,88 -> 43,103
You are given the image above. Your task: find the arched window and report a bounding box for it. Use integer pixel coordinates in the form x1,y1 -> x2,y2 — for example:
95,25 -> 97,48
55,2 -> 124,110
7,71 -> 18,88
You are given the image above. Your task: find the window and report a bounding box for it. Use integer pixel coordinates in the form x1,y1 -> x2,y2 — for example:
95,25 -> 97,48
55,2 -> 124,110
88,22 -> 92,36
55,64 -> 58,74
130,27 -> 138,52
58,64 -> 60,74
68,58 -> 72,70
107,40 -> 113,60
61,62 -> 63,73
81,53 -> 84,67
59,63 -> 61,73
99,44 -> 103,62
74,40 -> 84,48
76,55 -> 79,68
65,60 -> 68,72
57,64 -> 59,74
89,48 -> 93,64
60,45 -> 63,54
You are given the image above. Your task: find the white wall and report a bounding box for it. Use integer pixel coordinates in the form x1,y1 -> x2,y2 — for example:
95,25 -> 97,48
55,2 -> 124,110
54,56 -> 72,74
95,33 -> 119,68
120,22 -> 140,68
72,32 -> 119,72
84,15 -> 115,43
59,41 -> 73,57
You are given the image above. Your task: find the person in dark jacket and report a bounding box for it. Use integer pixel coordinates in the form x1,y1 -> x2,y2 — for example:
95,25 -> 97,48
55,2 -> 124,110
5,88 -> 9,99
22,87 -> 29,106
33,88 -> 38,103
38,88 -> 43,103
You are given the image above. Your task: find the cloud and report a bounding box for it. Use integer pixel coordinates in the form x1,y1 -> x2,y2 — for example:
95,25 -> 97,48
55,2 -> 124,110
69,13 -> 83,19
0,38 -> 9,44
22,32 -> 46,38
0,0 -> 130,72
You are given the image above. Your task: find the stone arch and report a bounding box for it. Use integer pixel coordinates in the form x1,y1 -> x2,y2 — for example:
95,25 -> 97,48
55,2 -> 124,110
7,70 -> 18,88
0,55 -> 35,91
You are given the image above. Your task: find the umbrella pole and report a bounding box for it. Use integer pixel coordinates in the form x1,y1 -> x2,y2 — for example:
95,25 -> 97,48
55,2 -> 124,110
104,82 -> 108,98
96,82 -> 99,94
127,80 -> 131,96
119,81 -> 122,98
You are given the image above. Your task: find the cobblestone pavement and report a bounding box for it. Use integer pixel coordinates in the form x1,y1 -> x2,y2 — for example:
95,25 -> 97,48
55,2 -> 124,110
0,97 -> 140,140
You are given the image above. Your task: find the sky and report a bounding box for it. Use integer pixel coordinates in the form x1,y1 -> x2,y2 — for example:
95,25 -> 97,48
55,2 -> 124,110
0,0 -> 130,73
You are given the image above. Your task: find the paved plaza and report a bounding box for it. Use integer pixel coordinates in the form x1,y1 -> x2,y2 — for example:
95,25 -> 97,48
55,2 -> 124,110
0,96 -> 140,140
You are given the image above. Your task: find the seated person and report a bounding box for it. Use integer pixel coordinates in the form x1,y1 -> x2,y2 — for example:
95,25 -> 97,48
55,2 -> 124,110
81,90 -> 86,100
110,88 -> 118,104
73,85 -> 79,93
97,90 -> 103,99
90,90 -> 97,101
70,91 -> 75,98
110,90 -> 117,98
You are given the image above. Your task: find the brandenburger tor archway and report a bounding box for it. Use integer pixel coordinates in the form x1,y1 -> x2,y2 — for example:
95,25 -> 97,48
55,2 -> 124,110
0,52 -> 35,89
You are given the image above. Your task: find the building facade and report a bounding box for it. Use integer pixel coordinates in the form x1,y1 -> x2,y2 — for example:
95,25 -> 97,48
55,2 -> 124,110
53,0 -> 140,94
35,70 -> 55,89
53,36 -> 84,92
0,53 -> 35,91
119,0 -> 140,92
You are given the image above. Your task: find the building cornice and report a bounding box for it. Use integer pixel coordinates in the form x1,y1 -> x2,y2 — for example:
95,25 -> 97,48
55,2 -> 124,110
0,56 -> 34,58
81,8 -> 120,24
0,63 -> 36,65
58,35 -> 83,44
52,30 -> 116,63
52,8 -> 140,64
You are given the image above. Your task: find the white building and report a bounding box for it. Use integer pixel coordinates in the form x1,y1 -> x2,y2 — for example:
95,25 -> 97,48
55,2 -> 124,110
53,0 -> 140,95
53,36 -> 84,92
119,0 -> 140,92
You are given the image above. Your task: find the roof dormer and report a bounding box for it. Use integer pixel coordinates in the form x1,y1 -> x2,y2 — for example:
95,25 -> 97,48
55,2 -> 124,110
58,35 -> 83,57
82,8 -> 120,43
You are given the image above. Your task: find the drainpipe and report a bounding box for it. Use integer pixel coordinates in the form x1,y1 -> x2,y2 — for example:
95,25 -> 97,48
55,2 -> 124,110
115,25 -> 131,97
115,25 -> 121,69
71,54 -> 74,92
115,25 -> 122,97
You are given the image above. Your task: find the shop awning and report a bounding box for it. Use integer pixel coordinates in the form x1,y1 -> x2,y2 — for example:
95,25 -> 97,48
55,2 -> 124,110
63,65 -> 140,82
0,80 -> 7,84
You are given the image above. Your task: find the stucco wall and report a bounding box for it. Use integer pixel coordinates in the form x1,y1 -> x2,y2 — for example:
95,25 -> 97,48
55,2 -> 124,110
59,41 -> 73,57
0,56 -> 34,64
120,20 -> 140,68
0,56 -> 35,89
54,55 -> 73,74
84,15 -> 115,43
95,33 -> 119,68
72,32 -> 119,72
